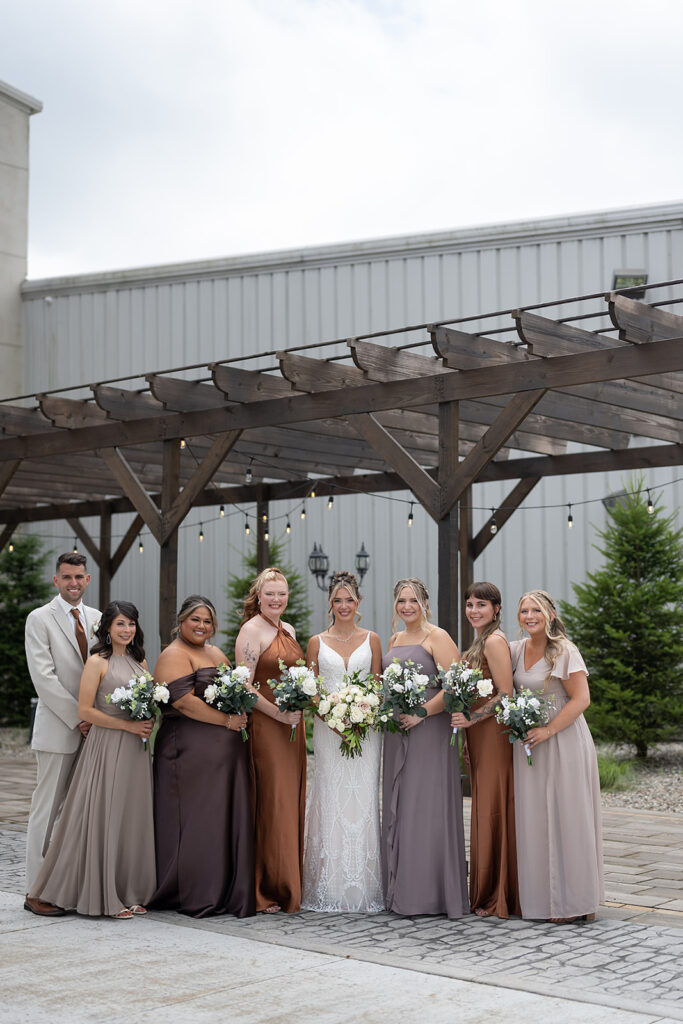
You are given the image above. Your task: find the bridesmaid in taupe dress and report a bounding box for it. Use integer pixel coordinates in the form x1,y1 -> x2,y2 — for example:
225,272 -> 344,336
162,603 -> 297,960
450,582 -> 521,919
235,568 -> 306,914
29,601 -> 155,919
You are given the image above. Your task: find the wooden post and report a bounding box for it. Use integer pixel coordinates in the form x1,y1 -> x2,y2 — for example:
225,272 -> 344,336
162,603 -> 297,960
256,496 -> 269,572
458,486 -> 474,652
438,401 -> 459,641
99,506 -> 112,609
159,440 -> 180,647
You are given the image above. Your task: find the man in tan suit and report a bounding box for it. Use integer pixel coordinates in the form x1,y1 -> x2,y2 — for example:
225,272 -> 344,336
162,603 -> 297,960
24,552 -> 100,914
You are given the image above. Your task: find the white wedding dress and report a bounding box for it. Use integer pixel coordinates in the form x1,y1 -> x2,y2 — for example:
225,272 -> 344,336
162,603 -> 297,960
302,632 -> 384,913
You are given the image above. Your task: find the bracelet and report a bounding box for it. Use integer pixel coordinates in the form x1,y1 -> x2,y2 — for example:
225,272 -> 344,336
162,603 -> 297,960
227,715 -> 232,730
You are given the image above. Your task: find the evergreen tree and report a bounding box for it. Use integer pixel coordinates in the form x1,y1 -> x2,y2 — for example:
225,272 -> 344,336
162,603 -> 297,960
0,535 -> 53,727
223,538 -> 312,659
561,478 -> 683,758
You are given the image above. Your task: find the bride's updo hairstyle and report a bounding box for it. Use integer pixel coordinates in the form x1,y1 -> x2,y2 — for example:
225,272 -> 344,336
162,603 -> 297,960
241,567 -> 288,625
463,581 -> 503,671
171,594 -> 218,640
517,589 -> 568,683
391,577 -> 432,634
327,570 -> 361,626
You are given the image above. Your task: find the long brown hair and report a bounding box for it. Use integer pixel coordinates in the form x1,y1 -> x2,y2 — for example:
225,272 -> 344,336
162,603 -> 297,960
517,589 -> 568,682
241,567 -> 288,625
463,581 -> 503,670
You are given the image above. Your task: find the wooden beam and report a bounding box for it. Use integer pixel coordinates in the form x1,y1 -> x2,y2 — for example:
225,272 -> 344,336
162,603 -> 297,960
147,374 -> 229,411
438,402 -> 459,640
608,294 -> 683,344
161,430 -> 242,543
93,385 -> 165,419
351,413 -> 440,520
256,497 -> 269,572
111,514 -> 145,576
458,487 -> 474,652
66,517 -> 101,566
471,477 -> 541,559
97,447 -> 163,543
159,441 -> 180,647
441,390 -> 546,517
99,508 -> 112,609
0,460 -> 20,499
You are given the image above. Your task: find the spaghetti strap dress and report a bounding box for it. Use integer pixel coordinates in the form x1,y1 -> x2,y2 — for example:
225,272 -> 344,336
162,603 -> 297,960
381,643 -> 469,918
249,616 -> 306,912
465,651 -> 521,917
31,655 -> 155,916
152,666 -> 255,918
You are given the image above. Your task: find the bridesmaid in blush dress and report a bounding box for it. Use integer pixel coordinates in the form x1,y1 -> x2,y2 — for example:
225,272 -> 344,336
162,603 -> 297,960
450,582 -> 521,918
235,568 -> 306,914
511,590 -> 603,923
29,601 -> 155,919
152,595 -> 255,918
381,578 -> 469,919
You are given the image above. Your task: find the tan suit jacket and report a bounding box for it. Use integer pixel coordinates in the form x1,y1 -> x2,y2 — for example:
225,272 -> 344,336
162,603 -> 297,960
25,597 -> 101,754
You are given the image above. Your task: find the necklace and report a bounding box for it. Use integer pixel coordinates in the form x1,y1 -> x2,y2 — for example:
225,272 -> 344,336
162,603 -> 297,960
326,628 -> 360,643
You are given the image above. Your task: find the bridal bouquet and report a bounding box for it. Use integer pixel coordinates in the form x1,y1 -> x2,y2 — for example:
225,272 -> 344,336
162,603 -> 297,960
380,658 -> 430,729
106,670 -> 170,747
268,659 -> 320,742
317,668 -> 383,759
495,688 -> 553,766
439,660 -> 494,746
204,663 -> 259,742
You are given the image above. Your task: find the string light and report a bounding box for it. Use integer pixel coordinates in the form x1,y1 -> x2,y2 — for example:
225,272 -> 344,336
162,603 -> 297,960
244,517 -> 251,536
300,504 -> 306,520
138,535 -> 144,553
328,495 -> 334,510
219,505 -> 225,518
261,511 -> 268,523
647,489 -> 654,514
264,527 -> 269,541
286,519 -> 291,534
72,537 -> 78,553
8,541 -> 14,553
199,523 -> 204,542
489,509 -> 498,535
179,438 -> 186,450
408,502 -> 414,527
310,486 -> 317,499
567,504 -> 574,529
245,458 -> 253,485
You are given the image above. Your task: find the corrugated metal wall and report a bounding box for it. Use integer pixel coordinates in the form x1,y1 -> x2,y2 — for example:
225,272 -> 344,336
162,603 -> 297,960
20,204 -> 683,660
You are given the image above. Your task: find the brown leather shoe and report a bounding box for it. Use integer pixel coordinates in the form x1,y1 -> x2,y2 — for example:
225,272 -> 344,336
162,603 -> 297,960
24,894 -> 66,916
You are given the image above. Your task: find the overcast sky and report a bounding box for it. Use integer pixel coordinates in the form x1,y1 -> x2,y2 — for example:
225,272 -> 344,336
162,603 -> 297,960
4,0 -> 683,280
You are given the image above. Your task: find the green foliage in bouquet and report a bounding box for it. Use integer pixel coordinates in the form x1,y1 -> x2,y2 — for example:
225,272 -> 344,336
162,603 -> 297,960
223,538 -> 312,663
0,535 -> 53,726
561,477 -> 683,758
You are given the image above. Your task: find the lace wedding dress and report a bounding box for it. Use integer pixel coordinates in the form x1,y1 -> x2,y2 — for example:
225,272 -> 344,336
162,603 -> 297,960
302,632 -> 384,913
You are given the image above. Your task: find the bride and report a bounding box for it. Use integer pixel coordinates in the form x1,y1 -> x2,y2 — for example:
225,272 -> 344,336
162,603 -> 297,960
302,571 -> 384,913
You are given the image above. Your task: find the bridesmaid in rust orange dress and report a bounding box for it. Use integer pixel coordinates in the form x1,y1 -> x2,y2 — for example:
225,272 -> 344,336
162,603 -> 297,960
451,582 -> 521,919
235,568 -> 306,914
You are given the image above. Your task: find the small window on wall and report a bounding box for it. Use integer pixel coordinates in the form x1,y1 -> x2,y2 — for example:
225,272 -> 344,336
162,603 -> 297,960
612,269 -> 648,299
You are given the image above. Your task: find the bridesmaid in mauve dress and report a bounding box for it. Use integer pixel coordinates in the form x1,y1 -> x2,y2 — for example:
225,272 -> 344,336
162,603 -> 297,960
29,601 -> 155,919
450,582 -> 521,918
152,595 -> 255,919
511,590 -> 603,923
381,578 -> 469,919
235,568 -> 306,914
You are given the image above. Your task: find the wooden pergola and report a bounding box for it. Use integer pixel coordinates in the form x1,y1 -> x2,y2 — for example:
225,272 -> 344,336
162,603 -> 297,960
1,288 -> 682,647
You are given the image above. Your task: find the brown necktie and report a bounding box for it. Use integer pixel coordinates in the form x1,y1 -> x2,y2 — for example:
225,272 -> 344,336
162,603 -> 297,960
71,608 -> 88,663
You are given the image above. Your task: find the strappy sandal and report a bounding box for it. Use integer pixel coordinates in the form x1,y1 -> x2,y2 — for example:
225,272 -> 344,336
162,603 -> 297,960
262,903 -> 281,915
128,905 -> 147,915
113,908 -> 133,919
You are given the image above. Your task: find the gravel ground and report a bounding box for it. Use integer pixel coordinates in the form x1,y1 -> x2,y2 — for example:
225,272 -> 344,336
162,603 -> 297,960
2,729 -> 681,813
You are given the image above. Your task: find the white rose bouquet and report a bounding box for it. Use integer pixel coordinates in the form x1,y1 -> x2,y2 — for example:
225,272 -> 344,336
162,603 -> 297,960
495,688 -> 553,766
380,658 -> 430,729
204,663 -> 260,742
317,668 -> 384,759
268,658 -> 321,742
106,670 -> 170,748
438,660 -> 495,746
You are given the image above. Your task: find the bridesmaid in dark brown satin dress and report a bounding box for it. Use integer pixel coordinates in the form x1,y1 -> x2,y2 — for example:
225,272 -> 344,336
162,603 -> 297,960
451,582 -> 521,919
235,568 -> 306,914
151,595 -> 255,918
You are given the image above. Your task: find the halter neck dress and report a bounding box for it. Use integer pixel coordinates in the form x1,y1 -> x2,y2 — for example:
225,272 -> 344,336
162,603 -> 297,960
248,614 -> 306,913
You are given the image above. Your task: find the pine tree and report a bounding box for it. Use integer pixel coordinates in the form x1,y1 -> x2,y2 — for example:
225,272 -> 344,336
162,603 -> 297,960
0,535 -> 53,727
222,539 -> 312,659
560,478 -> 683,758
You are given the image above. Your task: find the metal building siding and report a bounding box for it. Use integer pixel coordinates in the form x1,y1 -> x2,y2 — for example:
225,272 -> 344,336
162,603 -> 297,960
20,204 -> 683,659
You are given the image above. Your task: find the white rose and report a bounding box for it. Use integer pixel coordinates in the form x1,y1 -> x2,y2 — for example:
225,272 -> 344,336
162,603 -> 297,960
460,669 -> 473,681
476,679 -> 494,697
414,674 -> 430,688
327,719 -> 338,729
503,708 -> 510,721
232,665 -> 250,682
350,706 -> 364,724
154,685 -> 170,704
318,698 -> 331,716
380,714 -> 388,722
109,686 -> 128,704
333,703 -> 347,718
288,666 -> 309,681
383,663 -> 401,679
517,696 -> 526,708
529,697 -> 540,710
329,692 -> 341,704
204,684 -> 218,703
366,693 -> 379,706
302,678 -> 318,697
392,682 -> 405,692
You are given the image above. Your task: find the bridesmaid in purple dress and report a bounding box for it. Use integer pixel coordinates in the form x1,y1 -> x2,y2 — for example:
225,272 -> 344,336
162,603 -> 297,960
381,578 -> 469,918
152,595 -> 255,918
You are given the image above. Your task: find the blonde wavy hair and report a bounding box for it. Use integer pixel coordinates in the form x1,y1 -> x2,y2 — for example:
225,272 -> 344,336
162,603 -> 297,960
517,589 -> 568,683
463,581 -> 503,671
391,577 -> 432,634
171,594 -> 218,640
327,570 -> 362,626
241,567 -> 288,625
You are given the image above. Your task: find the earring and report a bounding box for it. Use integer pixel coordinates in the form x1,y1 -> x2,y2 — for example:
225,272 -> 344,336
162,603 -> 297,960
105,632 -> 111,645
